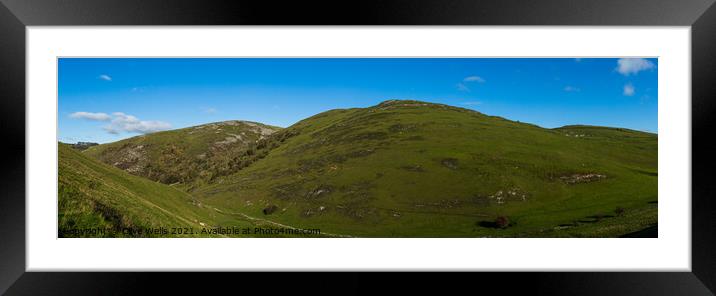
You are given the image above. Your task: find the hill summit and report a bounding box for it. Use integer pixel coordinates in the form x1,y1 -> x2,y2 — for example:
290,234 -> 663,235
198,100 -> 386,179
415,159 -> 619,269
187,99 -> 657,237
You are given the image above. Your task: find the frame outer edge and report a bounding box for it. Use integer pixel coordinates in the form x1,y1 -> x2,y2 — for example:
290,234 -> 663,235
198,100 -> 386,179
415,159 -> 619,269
0,0 -> 714,295
0,0 -> 714,25
692,0 -> 716,293
0,1 -> 26,295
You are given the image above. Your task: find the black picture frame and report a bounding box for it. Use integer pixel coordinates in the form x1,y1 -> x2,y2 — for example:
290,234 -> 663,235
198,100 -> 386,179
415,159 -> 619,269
1,0 -> 715,294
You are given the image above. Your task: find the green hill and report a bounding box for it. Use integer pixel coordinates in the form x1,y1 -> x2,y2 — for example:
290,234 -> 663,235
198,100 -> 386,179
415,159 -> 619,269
84,120 -> 282,190
74,100 -> 657,237
59,143 -> 327,237
190,100 -> 657,237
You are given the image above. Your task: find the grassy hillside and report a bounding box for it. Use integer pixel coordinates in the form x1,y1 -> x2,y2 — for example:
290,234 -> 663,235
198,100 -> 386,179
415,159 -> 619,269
59,143 -> 325,238
190,100 -> 657,237
84,120 -> 282,190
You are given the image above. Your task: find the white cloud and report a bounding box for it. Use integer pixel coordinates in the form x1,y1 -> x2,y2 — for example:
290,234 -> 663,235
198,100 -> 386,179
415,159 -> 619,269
463,76 -> 486,83
457,82 -> 470,91
623,83 -> 636,96
564,86 -> 580,92
70,111 -> 170,134
616,58 -> 655,76
103,112 -> 171,135
69,112 -> 111,121
457,75 -> 486,91
98,74 -> 112,81
131,86 -> 151,93
456,83 -> 470,92
203,107 -> 217,114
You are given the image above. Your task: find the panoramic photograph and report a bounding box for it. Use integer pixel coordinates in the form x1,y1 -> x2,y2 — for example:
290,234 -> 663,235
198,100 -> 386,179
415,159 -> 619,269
57,58 -> 658,238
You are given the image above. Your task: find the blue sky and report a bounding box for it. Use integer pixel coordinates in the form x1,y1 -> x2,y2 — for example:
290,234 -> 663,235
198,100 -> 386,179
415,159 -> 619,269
58,58 -> 657,144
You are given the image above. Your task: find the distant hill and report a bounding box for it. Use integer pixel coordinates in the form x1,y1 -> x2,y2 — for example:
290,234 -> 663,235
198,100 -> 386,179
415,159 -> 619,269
66,141 -> 99,151
74,100 -> 657,237
84,120 -> 283,190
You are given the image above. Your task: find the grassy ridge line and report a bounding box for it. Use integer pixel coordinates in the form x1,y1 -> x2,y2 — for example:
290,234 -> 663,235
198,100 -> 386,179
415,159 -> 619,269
60,143 -> 251,237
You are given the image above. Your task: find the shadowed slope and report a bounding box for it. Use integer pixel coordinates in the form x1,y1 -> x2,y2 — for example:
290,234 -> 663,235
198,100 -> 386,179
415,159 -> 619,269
84,120 -> 282,190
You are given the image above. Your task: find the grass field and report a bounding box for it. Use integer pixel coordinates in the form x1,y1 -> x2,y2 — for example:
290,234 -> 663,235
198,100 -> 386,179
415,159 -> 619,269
59,143 -> 328,237
61,100 -> 658,237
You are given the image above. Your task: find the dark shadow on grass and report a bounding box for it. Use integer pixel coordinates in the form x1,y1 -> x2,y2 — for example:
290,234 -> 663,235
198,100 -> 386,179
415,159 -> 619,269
478,221 -> 498,228
587,214 -> 615,219
620,225 -> 658,238
632,168 -> 658,177
476,220 -> 514,229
